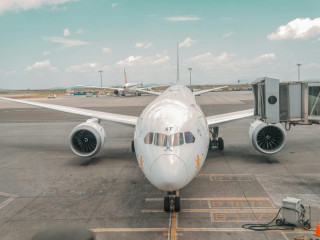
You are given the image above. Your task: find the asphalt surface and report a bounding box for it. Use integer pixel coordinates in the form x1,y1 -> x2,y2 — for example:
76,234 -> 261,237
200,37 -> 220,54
0,92 -> 319,240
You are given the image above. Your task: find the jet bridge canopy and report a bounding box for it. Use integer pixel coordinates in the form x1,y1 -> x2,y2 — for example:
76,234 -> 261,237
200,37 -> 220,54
252,77 -> 320,124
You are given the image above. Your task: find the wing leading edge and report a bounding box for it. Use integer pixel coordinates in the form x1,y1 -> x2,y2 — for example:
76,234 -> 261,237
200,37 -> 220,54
0,97 -> 138,126
206,109 -> 254,127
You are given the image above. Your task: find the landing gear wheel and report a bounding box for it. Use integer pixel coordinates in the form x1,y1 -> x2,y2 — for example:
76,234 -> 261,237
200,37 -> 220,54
218,137 -> 224,150
122,93 -> 125,96
164,197 -> 170,212
208,140 -> 213,150
174,197 -> 180,212
276,219 -> 283,226
303,221 -> 311,230
138,93 -> 141,96
131,141 -> 135,152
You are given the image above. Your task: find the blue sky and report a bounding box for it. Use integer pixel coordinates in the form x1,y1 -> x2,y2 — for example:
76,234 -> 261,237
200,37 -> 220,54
0,0 -> 320,89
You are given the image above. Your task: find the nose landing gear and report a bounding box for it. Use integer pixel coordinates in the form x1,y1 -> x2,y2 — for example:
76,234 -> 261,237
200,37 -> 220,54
164,191 -> 180,212
209,127 -> 224,151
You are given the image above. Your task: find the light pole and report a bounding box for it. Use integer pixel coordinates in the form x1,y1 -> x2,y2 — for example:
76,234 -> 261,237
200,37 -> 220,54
297,64 -> 301,82
188,68 -> 192,89
98,70 -> 103,87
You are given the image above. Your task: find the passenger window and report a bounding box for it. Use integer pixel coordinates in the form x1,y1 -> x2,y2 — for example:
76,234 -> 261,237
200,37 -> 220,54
154,133 -> 167,146
169,133 -> 184,146
185,132 -> 195,143
144,132 -> 154,144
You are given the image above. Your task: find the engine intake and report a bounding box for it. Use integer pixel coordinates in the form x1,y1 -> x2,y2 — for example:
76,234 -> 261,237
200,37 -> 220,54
249,120 -> 286,154
69,118 -> 106,157
114,90 -> 119,95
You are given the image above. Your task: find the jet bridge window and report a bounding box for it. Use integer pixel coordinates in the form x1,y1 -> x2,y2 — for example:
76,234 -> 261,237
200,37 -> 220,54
144,132 -> 154,144
169,133 -> 184,146
185,132 -> 195,143
154,133 -> 167,146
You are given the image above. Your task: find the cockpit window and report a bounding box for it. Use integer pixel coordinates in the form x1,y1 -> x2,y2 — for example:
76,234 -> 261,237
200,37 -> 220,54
154,133 -> 167,146
144,132 -> 154,144
169,133 -> 184,146
185,132 -> 195,143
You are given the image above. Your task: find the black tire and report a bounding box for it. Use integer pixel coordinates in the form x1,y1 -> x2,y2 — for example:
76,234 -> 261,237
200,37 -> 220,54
138,93 -> 141,96
174,197 -> 180,212
208,140 -> 213,150
276,219 -> 282,226
131,141 -> 135,152
218,137 -> 224,150
303,221 -> 311,230
164,197 -> 170,212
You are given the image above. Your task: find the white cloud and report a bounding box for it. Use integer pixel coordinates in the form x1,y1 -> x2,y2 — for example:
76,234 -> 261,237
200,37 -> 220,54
164,15 -> 201,22
117,56 -> 142,66
63,28 -> 70,37
135,42 -> 152,49
0,0 -> 75,15
222,31 -> 234,38
44,36 -> 89,48
76,28 -> 84,34
112,3 -> 118,7
268,18 -> 320,40
0,69 -> 16,75
66,62 -> 99,73
255,53 -> 276,61
179,37 -> 195,47
117,51 -> 170,67
190,52 -> 236,63
25,60 -> 57,72
102,47 -> 111,53
43,51 -> 50,55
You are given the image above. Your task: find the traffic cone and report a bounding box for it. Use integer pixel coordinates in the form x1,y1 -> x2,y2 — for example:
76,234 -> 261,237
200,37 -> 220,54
316,218 -> 320,236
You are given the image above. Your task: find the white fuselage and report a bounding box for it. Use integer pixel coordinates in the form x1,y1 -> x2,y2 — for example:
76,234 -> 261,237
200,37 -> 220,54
134,84 -> 209,192
121,83 -> 141,94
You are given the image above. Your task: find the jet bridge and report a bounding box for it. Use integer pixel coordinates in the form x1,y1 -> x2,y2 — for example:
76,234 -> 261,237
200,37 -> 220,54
249,77 -> 320,154
252,77 -> 320,125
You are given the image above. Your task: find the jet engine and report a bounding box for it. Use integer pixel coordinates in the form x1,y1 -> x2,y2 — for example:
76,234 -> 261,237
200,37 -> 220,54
249,120 -> 286,154
114,90 -> 119,95
69,118 -> 106,157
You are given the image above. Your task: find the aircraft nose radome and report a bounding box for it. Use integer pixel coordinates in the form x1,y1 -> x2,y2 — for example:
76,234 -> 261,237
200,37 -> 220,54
150,154 -> 188,191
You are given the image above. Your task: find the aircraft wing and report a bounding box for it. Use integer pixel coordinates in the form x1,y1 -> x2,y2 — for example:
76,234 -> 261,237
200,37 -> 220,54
193,86 -> 228,96
206,109 -> 254,127
134,88 -> 161,96
0,97 -> 138,126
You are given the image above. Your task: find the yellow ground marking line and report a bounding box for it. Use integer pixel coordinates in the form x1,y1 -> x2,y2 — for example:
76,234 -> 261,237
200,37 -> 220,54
90,228 -> 315,233
176,228 -> 315,232
91,228 -> 168,232
198,174 -> 254,176
170,212 -> 177,240
142,209 -> 278,213
146,197 -> 270,201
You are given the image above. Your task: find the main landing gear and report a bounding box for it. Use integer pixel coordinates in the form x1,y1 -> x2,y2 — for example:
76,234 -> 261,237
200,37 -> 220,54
209,127 -> 224,151
164,191 -> 180,212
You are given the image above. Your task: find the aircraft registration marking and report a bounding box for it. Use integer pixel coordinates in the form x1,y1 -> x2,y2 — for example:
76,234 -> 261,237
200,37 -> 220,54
195,155 -> 200,173
140,156 -> 144,171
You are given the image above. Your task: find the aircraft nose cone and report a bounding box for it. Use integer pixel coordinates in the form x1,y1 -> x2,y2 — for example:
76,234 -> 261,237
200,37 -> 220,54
150,154 -> 188,191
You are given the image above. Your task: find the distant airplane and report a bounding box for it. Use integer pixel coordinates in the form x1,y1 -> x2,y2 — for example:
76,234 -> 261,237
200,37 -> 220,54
1,44 -> 288,212
110,69 -> 143,96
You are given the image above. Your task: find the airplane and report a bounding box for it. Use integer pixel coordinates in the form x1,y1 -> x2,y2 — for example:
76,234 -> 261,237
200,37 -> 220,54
110,69 -> 143,96
0,45 -> 289,212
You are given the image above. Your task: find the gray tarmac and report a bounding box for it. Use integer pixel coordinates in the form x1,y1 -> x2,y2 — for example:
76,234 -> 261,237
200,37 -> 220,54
0,92 -> 320,240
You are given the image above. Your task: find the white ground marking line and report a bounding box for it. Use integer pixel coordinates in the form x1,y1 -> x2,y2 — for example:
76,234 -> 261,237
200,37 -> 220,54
0,191 -> 17,210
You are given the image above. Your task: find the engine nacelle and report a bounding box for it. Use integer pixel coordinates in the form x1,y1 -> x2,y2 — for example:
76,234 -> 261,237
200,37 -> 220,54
249,120 -> 286,154
114,90 -> 119,95
69,118 -> 106,157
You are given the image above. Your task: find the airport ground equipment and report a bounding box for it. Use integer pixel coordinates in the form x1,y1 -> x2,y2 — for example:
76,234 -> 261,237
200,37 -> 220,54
276,197 -> 311,229
243,197 -> 311,231
250,78 -> 320,154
